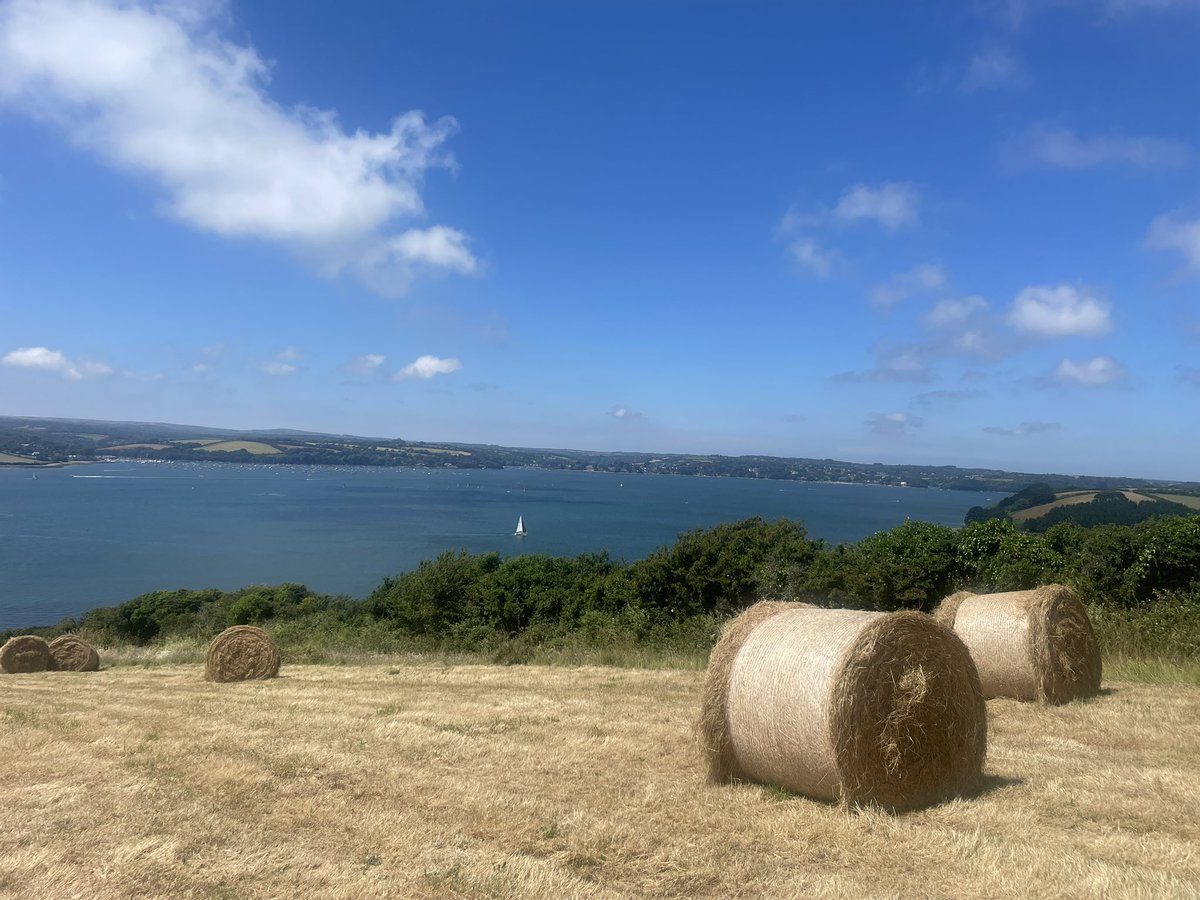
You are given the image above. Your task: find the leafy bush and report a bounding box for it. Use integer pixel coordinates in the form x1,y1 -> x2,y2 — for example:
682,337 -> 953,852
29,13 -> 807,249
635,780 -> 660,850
13,513 -> 1199,671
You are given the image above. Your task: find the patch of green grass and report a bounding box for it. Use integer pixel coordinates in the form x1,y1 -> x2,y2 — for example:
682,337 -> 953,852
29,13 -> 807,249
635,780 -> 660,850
1103,655 -> 1200,685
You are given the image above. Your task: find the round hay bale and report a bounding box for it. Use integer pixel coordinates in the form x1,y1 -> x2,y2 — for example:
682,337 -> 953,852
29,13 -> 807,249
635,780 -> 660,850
205,626 -> 280,683
699,601 -> 986,812
47,635 -> 100,672
933,584 -> 1101,704
0,635 -> 52,674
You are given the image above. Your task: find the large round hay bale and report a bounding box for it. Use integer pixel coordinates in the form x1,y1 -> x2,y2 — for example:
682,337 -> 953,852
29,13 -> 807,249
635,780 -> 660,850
0,635 -> 52,674
933,584 -> 1101,704
205,626 -> 280,683
47,635 -> 100,672
699,601 -> 986,812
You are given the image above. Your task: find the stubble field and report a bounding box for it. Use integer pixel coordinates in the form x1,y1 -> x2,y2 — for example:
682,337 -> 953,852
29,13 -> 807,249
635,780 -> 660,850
1,663 -> 1197,899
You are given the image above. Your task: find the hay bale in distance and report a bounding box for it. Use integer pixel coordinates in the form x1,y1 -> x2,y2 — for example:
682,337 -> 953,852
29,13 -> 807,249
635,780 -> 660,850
0,635 -> 52,674
205,625 -> 281,683
47,635 -> 100,672
698,601 -> 986,812
934,584 -> 1101,704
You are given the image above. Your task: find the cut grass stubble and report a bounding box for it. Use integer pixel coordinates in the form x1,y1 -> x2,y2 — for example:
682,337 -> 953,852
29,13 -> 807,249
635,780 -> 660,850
0,664 -> 1196,898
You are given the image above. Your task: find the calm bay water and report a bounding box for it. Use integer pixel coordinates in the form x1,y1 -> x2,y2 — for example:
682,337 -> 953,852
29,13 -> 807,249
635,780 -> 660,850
0,461 -> 999,628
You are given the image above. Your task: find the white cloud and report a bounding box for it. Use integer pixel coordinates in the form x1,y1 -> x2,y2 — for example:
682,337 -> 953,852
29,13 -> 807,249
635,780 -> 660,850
1009,284 -> 1112,337
345,353 -> 386,376
961,48 -> 1031,92
788,239 -> 839,278
1146,212 -> 1200,274
0,0 -> 476,295
925,294 -> 989,327
277,346 -> 302,361
388,226 -> 478,273
611,407 -> 644,420
871,263 -> 946,309
866,411 -> 924,436
833,182 -> 920,231
395,355 -> 462,380
2,345 -> 112,379
1054,356 -> 1125,386
1004,124 -> 1189,169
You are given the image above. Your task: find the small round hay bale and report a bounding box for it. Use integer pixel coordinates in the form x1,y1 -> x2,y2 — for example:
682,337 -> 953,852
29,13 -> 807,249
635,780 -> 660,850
0,635 -> 52,674
47,635 -> 100,672
205,626 -> 280,683
699,601 -> 986,812
933,584 -> 1101,704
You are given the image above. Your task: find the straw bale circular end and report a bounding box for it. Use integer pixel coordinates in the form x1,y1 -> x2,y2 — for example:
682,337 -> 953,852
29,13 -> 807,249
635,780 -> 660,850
933,584 -> 1101,704
47,635 -> 100,672
0,635 -> 52,674
699,601 -> 986,812
205,626 -> 280,683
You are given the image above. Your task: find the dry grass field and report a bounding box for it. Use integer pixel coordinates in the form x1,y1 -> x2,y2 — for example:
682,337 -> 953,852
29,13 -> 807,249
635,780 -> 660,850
0,452 -> 39,464
2,663 -> 1198,899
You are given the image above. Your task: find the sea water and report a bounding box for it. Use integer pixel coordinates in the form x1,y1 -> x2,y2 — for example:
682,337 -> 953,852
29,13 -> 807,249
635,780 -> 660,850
0,461 -> 997,627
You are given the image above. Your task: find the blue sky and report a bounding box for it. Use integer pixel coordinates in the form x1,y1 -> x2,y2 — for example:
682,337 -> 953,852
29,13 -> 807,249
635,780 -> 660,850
1,0 -> 1199,480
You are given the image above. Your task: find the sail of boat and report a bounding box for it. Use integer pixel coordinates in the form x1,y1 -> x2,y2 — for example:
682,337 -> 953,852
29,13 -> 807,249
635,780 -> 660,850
514,515 -> 527,536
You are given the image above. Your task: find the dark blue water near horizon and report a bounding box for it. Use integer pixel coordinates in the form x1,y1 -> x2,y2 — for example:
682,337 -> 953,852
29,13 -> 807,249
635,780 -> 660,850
0,461 -> 1001,628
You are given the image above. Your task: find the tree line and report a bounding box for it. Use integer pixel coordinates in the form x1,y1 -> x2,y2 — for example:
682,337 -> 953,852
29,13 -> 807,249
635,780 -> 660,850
11,514 -> 1198,663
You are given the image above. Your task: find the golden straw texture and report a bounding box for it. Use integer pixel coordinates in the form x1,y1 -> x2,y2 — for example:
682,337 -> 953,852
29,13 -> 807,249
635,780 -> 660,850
699,602 -> 986,812
934,584 -> 1101,704
47,635 -> 101,672
204,626 -> 281,683
0,635 -> 52,674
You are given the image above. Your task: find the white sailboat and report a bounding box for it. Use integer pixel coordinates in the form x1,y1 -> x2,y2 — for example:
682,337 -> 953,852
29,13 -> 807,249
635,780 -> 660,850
514,515 -> 527,537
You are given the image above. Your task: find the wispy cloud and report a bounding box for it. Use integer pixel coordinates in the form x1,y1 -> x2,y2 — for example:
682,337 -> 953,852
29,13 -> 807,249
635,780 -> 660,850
259,347 -> 301,377
787,238 -> 841,278
395,355 -> 462,380
961,48 -> 1031,91
778,182 -> 921,278
1009,284 -> 1112,337
610,407 -> 644,420
1103,0 -> 1200,15
344,353 -> 387,377
925,295 -> 989,328
1052,356 -> 1126,386
832,183 -> 920,231
912,389 -> 987,407
191,342 -> 225,374
837,293 -> 1007,383
1003,124 -> 1189,170
0,0 -> 477,296
1146,212 -> 1200,275
984,0 -> 1200,29
983,421 -> 1062,436
2,346 -> 112,379
834,344 -> 934,384
866,411 -> 924,436
871,263 -> 946,309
